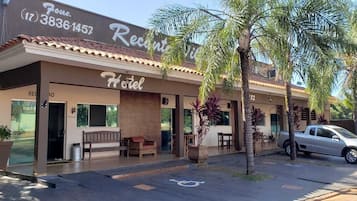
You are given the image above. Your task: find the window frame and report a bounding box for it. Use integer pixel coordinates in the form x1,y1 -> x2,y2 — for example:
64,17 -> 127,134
76,103 -> 119,128
215,111 -> 230,126
184,109 -> 193,134
316,128 -> 334,138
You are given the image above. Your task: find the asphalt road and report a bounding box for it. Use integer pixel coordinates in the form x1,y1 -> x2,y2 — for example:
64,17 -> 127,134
1,152 -> 357,201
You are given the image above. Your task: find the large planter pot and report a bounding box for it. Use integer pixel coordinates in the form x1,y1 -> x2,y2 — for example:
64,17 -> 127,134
188,145 -> 208,163
0,141 -> 13,170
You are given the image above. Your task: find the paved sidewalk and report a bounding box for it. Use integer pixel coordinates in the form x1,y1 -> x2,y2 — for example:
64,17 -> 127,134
0,152 -> 356,201
0,176 -> 47,201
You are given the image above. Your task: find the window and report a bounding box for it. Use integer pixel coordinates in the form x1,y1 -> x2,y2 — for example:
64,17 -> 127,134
77,104 -> 118,127
90,105 -> 106,126
309,128 -> 316,136
311,110 -> 316,120
215,111 -> 230,126
301,108 -> 309,120
106,105 -> 118,127
10,100 -> 36,165
255,115 -> 265,126
77,104 -> 89,127
184,109 -> 193,134
316,128 -> 334,138
334,127 -> 357,139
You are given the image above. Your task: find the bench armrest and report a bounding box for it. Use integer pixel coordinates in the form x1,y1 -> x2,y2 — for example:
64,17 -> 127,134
143,140 -> 155,146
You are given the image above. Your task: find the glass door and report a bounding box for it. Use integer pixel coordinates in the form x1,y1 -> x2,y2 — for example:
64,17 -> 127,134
10,100 -> 36,165
161,108 -> 173,152
270,114 -> 280,137
47,103 -> 65,161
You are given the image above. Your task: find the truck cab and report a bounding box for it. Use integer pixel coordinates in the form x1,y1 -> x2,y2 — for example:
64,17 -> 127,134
277,125 -> 357,164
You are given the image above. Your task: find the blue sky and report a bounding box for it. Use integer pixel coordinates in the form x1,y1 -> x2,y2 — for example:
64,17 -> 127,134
54,0 -> 220,28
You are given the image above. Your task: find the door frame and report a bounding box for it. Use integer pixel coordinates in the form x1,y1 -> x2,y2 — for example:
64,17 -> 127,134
48,101 -> 67,161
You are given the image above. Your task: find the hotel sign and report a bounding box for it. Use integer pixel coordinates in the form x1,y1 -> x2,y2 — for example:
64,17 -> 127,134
1,0 -> 198,62
100,72 -> 145,91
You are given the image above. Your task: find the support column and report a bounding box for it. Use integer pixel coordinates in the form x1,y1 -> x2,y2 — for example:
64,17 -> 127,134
175,95 -> 184,157
34,77 -> 49,175
282,104 -> 288,131
231,100 -> 240,150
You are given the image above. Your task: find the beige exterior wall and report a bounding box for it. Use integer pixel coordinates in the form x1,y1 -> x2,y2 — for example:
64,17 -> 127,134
202,99 -> 232,147
0,84 -> 121,160
0,81 -> 332,160
160,94 -> 232,147
252,103 -> 277,137
49,84 -> 120,159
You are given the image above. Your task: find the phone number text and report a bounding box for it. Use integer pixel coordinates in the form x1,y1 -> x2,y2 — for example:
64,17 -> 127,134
21,10 -> 93,35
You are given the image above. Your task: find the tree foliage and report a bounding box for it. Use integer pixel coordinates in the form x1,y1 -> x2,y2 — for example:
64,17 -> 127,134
147,0 -> 349,173
331,102 -> 352,119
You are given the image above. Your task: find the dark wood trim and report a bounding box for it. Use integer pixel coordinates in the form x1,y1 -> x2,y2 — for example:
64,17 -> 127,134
231,101 -> 240,150
33,66 -> 49,174
175,95 -> 184,157
0,62 -> 40,90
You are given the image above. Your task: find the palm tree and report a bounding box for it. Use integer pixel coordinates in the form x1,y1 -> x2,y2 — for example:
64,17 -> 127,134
340,8 -> 357,133
147,0 -> 283,174
257,0 -> 347,160
306,5 -> 356,132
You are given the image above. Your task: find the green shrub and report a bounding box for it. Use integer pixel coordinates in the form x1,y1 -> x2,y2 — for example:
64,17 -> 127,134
0,125 -> 12,141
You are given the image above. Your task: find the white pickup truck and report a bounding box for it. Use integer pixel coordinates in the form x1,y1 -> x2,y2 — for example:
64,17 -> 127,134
277,125 -> 357,164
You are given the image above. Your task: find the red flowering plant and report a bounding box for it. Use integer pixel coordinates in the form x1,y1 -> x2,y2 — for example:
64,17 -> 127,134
251,106 -> 265,142
191,94 -> 221,145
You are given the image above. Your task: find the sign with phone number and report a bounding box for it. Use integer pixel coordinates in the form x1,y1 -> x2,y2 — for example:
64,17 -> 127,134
20,8 -> 94,35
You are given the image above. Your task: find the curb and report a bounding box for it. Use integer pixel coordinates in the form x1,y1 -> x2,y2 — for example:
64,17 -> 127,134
0,170 -> 54,188
111,164 -> 189,180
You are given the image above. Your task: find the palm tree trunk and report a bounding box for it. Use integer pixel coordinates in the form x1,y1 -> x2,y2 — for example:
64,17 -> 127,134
353,71 -> 357,134
353,91 -> 357,134
238,29 -> 255,175
285,81 -> 296,160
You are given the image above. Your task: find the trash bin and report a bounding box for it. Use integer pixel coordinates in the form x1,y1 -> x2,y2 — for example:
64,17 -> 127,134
71,143 -> 81,161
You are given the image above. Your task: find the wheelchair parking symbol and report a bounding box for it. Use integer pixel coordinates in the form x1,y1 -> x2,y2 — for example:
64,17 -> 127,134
169,179 -> 205,187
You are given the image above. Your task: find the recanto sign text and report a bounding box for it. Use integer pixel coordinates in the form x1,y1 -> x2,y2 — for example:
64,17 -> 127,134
109,23 -> 198,60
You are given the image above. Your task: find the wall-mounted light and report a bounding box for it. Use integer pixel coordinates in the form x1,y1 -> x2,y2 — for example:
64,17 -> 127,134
2,0 -> 10,6
162,97 -> 169,105
227,102 -> 231,109
71,107 -> 76,114
268,95 -> 273,102
40,100 -> 48,108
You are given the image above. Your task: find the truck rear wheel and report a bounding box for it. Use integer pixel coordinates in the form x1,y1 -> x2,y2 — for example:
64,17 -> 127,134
284,141 -> 291,156
284,141 -> 298,156
344,148 -> 357,164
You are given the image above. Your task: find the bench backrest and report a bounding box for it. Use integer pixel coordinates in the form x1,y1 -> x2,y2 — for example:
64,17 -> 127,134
83,131 -> 120,144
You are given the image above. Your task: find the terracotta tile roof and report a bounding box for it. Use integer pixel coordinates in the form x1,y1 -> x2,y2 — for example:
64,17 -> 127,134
1,34 -> 200,75
0,35 -> 306,92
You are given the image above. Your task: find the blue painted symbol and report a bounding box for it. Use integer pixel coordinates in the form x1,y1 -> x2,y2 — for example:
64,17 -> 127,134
169,179 -> 205,187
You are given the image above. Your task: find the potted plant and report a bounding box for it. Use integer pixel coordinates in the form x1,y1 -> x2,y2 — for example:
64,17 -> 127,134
188,95 -> 221,163
0,125 -> 13,170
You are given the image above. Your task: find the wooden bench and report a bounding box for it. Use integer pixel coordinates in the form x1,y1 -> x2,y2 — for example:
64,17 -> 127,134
82,130 -> 129,160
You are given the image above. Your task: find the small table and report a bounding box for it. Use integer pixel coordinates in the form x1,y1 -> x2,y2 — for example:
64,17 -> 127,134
217,133 -> 232,149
